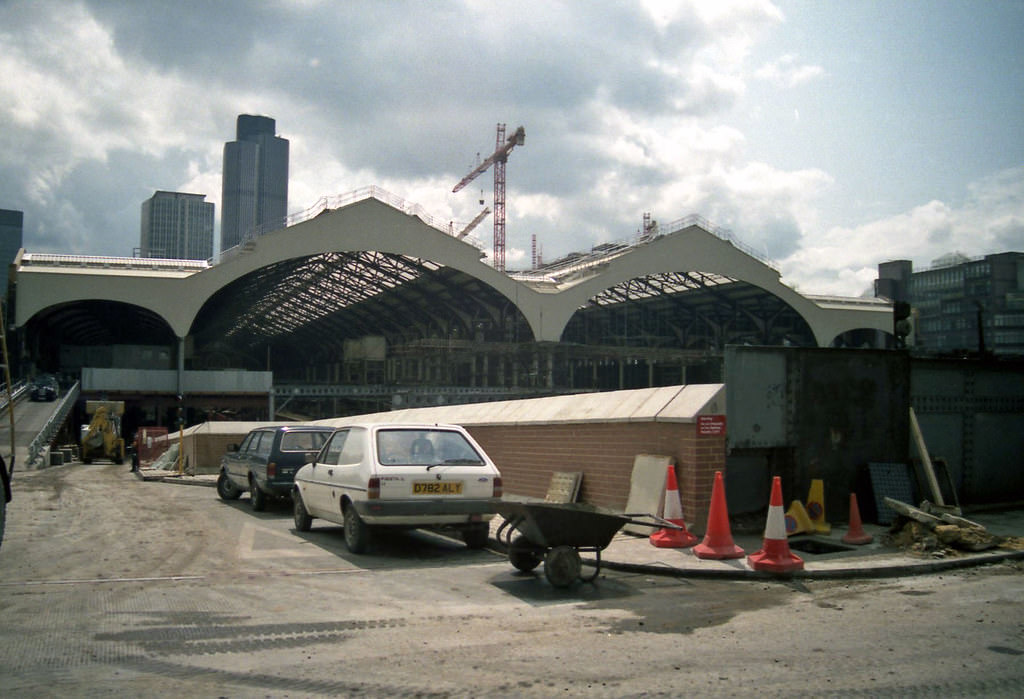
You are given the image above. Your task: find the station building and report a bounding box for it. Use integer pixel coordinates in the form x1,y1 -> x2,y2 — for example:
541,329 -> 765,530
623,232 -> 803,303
11,188 -> 893,431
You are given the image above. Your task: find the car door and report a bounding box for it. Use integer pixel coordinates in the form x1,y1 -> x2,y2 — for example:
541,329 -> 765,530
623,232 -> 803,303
303,429 -> 348,519
226,432 -> 257,486
330,427 -> 367,502
249,429 -> 273,486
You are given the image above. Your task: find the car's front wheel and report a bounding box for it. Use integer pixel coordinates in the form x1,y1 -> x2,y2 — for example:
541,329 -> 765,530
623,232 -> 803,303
293,492 -> 313,532
343,503 -> 371,554
250,478 -> 267,511
217,472 -> 241,500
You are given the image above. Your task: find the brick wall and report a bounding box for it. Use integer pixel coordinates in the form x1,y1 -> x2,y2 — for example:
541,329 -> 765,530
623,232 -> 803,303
468,421 -> 726,533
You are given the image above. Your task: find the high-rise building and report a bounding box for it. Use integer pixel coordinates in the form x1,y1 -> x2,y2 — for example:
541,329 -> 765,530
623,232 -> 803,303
0,208 -> 24,294
220,114 -> 289,252
140,191 -> 214,261
876,251 -> 1024,356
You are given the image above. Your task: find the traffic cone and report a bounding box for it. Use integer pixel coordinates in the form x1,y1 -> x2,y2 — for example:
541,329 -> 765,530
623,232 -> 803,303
784,500 -> 814,536
694,471 -> 745,559
841,493 -> 874,545
650,465 -> 698,548
748,476 -> 804,573
806,479 -> 831,534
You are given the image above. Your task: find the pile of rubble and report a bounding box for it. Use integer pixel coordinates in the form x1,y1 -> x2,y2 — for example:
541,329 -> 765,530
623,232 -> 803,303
883,497 -> 1024,557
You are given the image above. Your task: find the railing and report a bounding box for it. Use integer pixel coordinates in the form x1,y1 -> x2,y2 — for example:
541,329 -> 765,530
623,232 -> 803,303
27,381 -> 80,466
222,186 -> 487,260
0,381 -> 27,415
510,213 -> 775,283
20,253 -> 209,272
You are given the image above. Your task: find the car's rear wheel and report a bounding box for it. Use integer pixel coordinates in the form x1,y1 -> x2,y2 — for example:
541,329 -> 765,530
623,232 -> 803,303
343,503 -> 371,554
462,522 -> 489,550
293,492 -> 313,532
217,472 -> 241,501
250,478 -> 267,511
508,534 -> 543,572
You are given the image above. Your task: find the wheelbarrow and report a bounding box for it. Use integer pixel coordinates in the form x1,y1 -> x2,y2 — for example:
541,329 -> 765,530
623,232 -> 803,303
494,501 -> 678,588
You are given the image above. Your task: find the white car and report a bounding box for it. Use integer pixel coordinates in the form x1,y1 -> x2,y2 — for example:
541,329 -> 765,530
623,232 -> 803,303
292,423 -> 503,553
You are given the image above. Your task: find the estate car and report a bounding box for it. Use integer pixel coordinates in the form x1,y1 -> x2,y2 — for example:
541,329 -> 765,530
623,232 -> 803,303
217,425 -> 333,511
292,423 -> 503,553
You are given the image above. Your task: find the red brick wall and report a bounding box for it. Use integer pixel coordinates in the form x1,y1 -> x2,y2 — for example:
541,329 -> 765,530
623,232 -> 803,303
468,421 -> 726,533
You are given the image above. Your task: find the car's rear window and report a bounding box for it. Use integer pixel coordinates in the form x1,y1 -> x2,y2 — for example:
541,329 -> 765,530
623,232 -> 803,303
280,431 -> 329,452
376,429 -> 485,466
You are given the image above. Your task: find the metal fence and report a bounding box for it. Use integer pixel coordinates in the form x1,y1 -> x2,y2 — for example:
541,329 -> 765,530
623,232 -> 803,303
27,381 -> 80,466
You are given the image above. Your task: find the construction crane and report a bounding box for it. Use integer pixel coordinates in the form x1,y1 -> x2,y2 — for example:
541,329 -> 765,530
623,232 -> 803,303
453,124 -> 525,272
457,207 -> 491,240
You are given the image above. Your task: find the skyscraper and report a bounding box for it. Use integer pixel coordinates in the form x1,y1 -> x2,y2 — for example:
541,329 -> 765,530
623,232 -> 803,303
0,208 -> 24,294
140,191 -> 214,260
220,114 -> 289,252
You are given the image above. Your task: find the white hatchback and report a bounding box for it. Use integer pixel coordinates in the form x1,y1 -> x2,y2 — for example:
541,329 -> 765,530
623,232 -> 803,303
292,423 -> 503,553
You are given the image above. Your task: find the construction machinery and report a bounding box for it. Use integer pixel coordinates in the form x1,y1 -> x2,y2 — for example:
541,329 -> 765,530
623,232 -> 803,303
453,124 -> 525,272
81,400 -> 125,464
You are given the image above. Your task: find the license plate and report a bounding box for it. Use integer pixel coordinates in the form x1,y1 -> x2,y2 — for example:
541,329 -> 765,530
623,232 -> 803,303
413,481 -> 463,495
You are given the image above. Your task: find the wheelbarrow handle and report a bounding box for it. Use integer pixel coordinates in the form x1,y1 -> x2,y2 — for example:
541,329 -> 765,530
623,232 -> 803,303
622,513 -> 685,530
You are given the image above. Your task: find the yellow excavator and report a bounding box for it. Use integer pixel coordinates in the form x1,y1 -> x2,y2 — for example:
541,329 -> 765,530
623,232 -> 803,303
81,401 -> 126,465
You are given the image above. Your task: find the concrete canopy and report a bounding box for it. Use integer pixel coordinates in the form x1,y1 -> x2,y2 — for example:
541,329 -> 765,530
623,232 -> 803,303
13,190 -> 892,374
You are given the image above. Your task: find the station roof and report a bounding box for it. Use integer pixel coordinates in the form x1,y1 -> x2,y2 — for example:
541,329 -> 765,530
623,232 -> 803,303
312,383 -> 725,427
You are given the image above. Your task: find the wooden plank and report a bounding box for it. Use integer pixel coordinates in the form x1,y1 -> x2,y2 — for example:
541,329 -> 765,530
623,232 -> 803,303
544,471 -> 582,504
622,454 -> 673,536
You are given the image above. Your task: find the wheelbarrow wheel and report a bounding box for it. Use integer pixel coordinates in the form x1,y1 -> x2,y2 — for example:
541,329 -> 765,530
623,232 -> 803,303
508,535 -> 542,572
544,545 -> 582,588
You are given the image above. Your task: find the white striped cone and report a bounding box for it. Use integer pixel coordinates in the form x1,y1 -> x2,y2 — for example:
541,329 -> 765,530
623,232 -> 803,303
650,465 -> 697,548
748,476 -> 804,573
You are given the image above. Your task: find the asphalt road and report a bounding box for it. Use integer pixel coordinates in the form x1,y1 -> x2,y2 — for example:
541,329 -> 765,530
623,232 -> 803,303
1,463 -> 1023,697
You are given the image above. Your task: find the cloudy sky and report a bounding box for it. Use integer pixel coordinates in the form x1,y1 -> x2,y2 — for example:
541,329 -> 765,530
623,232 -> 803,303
2,0 -> 1022,296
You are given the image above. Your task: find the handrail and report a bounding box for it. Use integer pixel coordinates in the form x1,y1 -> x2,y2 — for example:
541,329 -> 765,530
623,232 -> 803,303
0,381 -> 28,415
221,186 -> 487,260
27,381 -> 80,466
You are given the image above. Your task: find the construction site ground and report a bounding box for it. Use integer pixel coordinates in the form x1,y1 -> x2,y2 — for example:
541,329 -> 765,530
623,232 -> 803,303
150,469 -> 1024,580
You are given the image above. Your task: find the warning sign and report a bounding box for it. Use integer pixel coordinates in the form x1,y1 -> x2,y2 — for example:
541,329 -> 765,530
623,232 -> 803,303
698,415 -> 727,436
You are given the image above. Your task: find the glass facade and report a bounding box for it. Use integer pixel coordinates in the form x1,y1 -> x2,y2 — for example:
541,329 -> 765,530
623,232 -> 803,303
876,252 -> 1024,356
0,208 -> 24,294
140,192 -> 214,261
220,115 -> 289,253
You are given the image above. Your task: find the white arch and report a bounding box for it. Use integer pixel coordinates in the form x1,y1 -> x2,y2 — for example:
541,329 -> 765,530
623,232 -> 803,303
14,196 -> 891,347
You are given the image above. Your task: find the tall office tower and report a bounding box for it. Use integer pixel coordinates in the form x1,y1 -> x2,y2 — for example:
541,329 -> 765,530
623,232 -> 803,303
140,191 -> 215,260
220,114 -> 289,252
0,208 -> 24,294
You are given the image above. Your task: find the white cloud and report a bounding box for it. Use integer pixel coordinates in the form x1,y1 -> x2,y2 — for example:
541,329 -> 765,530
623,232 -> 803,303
754,54 -> 825,87
778,166 -> 1024,295
0,0 -> 1020,300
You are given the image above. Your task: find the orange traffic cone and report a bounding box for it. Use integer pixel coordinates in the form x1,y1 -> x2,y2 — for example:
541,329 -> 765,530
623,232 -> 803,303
841,493 -> 874,545
748,476 -> 804,573
650,465 -> 698,548
694,471 -> 745,559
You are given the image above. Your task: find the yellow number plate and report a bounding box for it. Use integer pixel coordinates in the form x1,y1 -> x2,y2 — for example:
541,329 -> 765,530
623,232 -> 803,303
413,481 -> 463,495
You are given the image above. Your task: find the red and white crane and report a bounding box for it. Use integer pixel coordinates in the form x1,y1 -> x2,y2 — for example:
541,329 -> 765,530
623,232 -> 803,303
453,124 -> 525,272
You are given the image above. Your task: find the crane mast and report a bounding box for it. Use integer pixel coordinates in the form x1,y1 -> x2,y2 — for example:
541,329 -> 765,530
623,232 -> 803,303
453,124 -> 524,272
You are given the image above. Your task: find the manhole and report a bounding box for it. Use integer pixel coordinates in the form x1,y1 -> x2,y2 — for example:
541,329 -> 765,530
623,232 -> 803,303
787,538 -> 856,555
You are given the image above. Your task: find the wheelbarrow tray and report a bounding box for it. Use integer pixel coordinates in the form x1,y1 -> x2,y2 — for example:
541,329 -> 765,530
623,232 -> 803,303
494,501 -> 632,550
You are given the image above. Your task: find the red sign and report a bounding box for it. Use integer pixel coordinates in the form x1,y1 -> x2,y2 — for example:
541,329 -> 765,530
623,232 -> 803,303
697,415 -> 727,436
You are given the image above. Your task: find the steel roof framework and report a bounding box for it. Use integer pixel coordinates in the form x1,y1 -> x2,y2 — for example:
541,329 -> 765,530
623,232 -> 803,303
562,271 -> 817,350
188,250 -> 532,372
